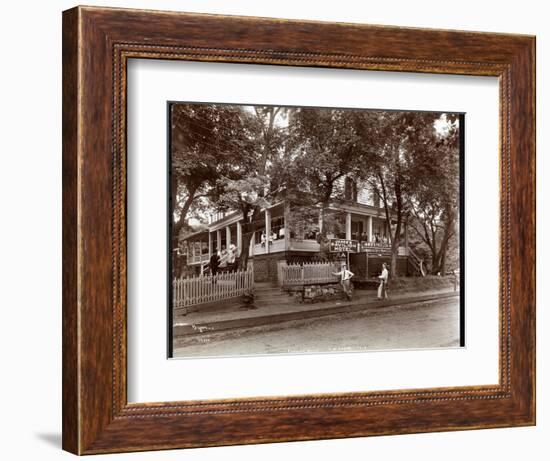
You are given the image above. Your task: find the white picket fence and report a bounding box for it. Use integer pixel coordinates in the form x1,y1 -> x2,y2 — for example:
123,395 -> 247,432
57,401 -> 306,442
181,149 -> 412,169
173,269 -> 254,309
279,262 -> 339,286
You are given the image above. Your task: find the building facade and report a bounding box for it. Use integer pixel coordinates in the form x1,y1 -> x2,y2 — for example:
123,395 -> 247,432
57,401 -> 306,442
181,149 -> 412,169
178,179 -> 414,282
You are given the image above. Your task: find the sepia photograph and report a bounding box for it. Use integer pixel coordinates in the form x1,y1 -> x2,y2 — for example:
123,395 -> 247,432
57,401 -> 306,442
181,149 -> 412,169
169,102 -> 464,358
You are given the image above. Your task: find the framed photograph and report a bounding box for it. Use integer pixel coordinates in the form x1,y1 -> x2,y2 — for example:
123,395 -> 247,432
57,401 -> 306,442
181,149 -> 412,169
62,6 -> 535,455
167,102 -> 466,359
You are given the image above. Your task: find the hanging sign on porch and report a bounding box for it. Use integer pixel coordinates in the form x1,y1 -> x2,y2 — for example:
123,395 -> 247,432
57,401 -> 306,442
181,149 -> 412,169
329,239 -> 358,253
360,241 -> 392,254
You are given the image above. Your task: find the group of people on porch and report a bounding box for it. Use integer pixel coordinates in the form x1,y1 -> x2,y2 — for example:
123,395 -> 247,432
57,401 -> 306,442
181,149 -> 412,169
206,243 -> 238,276
352,231 -> 390,244
259,226 -> 285,246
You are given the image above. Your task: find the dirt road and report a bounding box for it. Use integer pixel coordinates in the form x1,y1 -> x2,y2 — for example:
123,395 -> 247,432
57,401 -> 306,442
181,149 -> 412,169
173,296 -> 460,358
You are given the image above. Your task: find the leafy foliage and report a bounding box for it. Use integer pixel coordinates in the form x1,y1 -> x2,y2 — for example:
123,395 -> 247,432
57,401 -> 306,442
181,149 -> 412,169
170,103 -> 461,277
407,114 -> 460,274
170,104 -> 258,230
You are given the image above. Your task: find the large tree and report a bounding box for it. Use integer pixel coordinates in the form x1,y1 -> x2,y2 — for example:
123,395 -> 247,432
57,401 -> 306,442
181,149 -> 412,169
356,111 -> 449,278
172,104 -> 460,278
214,106 -> 288,269
286,107 -> 367,254
408,114 -> 460,274
170,104 -> 257,247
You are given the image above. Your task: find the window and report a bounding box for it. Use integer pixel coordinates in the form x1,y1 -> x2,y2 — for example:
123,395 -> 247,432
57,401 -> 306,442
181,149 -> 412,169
344,177 -> 357,202
372,188 -> 381,208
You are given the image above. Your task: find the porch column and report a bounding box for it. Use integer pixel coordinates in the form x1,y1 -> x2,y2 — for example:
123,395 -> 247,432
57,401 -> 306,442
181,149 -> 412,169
236,221 -> 242,256
208,232 -> 213,258
284,201 -> 291,251
367,215 -> 373,242
265,209 -> 271,254
216,229 -> 221,252
226,226 -> 231,248
345,212 -> 352,240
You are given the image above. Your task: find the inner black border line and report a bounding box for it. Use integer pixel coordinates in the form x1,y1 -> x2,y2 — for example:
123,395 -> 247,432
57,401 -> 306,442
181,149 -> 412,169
459,113 -> 466,347
167,103 -> 174,359
166,100 -> 466,357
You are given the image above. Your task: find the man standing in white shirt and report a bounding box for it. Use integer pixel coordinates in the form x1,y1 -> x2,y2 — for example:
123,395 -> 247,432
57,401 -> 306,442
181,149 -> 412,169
333,263 -> 354,301
377,262 -> 389,299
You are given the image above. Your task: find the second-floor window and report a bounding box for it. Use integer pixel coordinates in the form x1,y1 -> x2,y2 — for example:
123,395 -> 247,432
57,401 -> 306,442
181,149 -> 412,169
372,187 -> 382,208
344,177 -> 358,202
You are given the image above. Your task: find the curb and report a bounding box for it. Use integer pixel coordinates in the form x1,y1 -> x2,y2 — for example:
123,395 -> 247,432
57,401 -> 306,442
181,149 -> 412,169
173,292 -> 459,338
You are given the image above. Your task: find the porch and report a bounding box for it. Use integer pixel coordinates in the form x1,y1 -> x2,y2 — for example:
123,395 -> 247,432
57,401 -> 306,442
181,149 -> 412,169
181,203 -> 410,268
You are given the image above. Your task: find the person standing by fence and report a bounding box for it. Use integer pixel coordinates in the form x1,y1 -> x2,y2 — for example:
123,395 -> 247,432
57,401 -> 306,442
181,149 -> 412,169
333,263 -> 354,301
208,251 -> 220,277
377,263 -> 389,299
227,243 -> 237,271
219,246 -> 228,270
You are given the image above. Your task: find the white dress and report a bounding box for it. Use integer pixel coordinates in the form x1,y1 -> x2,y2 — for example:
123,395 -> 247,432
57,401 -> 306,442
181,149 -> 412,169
378,268 -> 388,298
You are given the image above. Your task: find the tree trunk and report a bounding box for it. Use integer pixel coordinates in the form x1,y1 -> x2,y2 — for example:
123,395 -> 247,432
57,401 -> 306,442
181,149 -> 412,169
238,207 -> 261,271
377,171 -> 403,279
317,202 -> 331,259
390,235 -> 400,279
431,252 -> 440,275
171,182 -> 198,250
238,229 -> 253,270
433,211 -> 455,275
439,245 -> 448,275
389,197 -> 402,279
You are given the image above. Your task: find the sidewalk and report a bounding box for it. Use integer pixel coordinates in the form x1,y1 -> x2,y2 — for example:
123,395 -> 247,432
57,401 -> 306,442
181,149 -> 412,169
173,288 -> 459,338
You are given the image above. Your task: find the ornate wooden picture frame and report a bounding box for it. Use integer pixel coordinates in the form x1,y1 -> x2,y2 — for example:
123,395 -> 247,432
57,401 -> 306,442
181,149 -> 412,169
62,5 -> 535,455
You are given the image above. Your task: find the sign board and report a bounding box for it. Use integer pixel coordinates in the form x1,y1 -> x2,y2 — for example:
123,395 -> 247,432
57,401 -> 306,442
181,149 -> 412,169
329,239 -> 358,253
360,241 -> 392,254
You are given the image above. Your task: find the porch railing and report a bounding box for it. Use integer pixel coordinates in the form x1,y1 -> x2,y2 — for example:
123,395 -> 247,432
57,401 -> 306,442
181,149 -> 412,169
173,268 -> 254,309
288,239 -> 321,252
279,262 -> 339,287
187,253 -> 209,265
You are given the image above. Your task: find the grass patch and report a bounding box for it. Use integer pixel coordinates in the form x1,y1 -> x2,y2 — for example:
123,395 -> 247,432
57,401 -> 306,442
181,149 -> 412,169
388,275 -> 456,292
